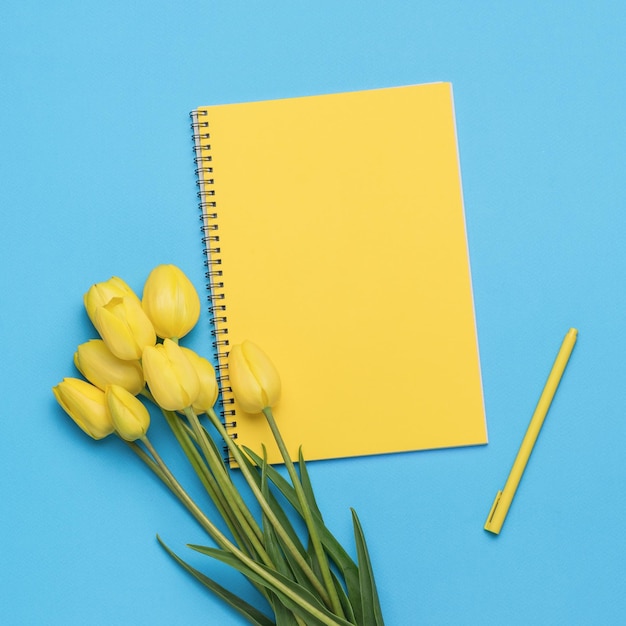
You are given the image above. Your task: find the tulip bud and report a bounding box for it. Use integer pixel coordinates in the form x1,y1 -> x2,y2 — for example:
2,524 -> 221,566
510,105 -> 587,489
180,347 -> 218,414
142,338 -> 200,411
228,341 -> 281,414
105,384 -> 150,441
74,339 -> 144,395
142,264 -> 201,340
52,378 -> 114,439
93,296 -> 156,361
84,276 -> 141,325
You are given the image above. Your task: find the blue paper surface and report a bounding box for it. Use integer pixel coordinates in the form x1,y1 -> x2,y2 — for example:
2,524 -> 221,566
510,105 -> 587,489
2,2 -> 625,624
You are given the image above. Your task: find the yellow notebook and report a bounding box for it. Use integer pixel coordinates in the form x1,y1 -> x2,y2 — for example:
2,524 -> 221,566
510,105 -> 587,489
191,82 -> 487,464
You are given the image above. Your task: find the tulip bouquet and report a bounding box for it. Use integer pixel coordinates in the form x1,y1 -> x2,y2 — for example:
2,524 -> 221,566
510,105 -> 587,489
53,264 -> 385,626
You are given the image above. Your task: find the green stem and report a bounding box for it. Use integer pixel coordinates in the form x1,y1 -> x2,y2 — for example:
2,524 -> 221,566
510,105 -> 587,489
206,407 -> 333,610
141,390 -> 268,564
135,435 -> 345,626
263,407 -> 344,618
139,435 -> 227,541
161,409 -> 257,558
183,407 -> 269,559
125,440 -> 171,486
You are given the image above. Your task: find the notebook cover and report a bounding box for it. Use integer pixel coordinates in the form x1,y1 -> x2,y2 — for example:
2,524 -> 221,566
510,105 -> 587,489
192,82 -> 487,464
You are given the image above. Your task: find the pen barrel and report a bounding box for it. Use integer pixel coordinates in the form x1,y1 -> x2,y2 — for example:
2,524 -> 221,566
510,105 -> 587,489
485,328 -> 577,534
507,328 -> 577,487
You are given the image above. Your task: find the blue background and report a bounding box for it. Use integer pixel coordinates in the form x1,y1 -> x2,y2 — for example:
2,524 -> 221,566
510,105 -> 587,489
2,2 -> 625,624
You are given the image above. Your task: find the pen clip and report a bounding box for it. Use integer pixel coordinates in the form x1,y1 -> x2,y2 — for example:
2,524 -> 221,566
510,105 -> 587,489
484,490 -> 503,534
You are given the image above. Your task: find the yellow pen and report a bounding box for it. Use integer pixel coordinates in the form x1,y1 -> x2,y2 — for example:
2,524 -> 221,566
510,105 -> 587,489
484,328 -> 578,534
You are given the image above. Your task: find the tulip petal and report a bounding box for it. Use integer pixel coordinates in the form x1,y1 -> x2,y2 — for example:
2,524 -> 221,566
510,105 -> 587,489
74,339 -> 144,394
142,340 -> 200,411
52,378 -> 114,439
241,341 -> 281,408
93,296 -> 156,361
181,347 -> 218,414
142,265 -> 201,339
228,344 -> 266,414
163,339 -> 200,406
106,384 -> 150,441
84,276 -> 140,325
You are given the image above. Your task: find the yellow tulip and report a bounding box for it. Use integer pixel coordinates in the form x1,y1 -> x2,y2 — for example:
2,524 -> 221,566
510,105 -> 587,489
142,264 -> 201,340
93,296 -> 156,361
228,341 -> 281,413
105,384 -> 150,441
142,338 -> 200,411
84,276 -> 141,325
74,339 -> 144,395
52,377 -> 114,439
181,347 -> 218,414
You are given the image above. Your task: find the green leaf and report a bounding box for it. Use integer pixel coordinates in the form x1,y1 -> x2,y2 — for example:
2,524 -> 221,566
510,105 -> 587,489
259,449 -> 295,579
259,451 -> 302,626
298,447 -> 323,520
244,448 -> 299,506
189,545 -> 354,626
279,530 -> 326,598
239,450 -> 309,559
298,448 -> 357,621
351,510 -> 385,626
157,536 -> 275,626
244,448 -> 353,561
246,450 -> 323,605
331,568 -> 357,625
245,447 -> 362,623
270,593 -> 300,626
327,543 -> 361,626
243,449 -> 337,600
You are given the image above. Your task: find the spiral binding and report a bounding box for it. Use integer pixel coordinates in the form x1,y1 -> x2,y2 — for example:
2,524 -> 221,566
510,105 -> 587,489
190,108 -> 237,461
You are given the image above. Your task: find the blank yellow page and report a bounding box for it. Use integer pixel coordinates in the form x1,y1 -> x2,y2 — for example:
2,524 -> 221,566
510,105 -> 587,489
197,83 -> 487,463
